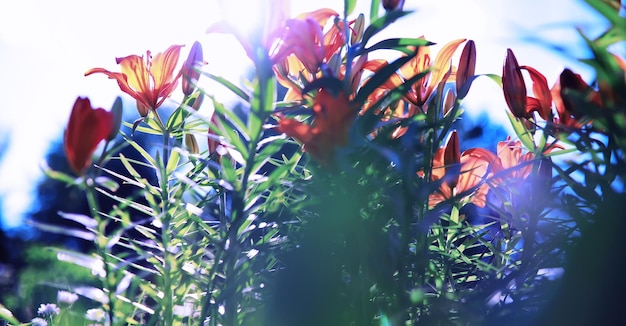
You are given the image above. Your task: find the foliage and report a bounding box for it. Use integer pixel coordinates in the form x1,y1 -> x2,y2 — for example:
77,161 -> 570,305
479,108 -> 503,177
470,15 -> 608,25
1,0 -> 625,325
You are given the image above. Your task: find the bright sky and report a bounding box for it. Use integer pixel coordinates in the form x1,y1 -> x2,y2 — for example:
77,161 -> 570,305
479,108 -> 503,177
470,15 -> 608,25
0,0 -> 608,231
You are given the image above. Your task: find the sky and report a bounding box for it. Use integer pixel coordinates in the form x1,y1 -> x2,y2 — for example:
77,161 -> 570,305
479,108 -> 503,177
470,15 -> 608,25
0,0 -> 612,232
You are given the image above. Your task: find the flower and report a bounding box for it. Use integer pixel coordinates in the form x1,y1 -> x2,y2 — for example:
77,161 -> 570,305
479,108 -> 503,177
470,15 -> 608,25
552,68 -> 602,128
181,41 -> 204,96
277,85 -> 356,166
502,48 -> 527,119
456,40 -> 476,99
30,318 -> 48,326
383,0 -> 405,11
502,49 -> 553,121
421,131 -> 493,208
85,308 -> 106,321
206,0 -> 291,64
64,97 -> 116,175
85,44 -> 183,117
37,303 -> 60,318
57,290 -> 79,306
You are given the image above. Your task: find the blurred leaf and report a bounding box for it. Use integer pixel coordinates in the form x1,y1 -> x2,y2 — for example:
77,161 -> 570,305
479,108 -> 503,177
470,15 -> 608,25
58,211 -> 98,228
0,303 -> 20,325
200,71 -> 250,102
27,219 -> 96,241
344,0 -> 357,16
361,10 -> 413,46
370,0 -> 381,20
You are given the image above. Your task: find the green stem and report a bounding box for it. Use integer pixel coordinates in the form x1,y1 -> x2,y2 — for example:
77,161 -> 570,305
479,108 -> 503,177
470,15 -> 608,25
85,177 -> 116,326
153,109 -> 174,324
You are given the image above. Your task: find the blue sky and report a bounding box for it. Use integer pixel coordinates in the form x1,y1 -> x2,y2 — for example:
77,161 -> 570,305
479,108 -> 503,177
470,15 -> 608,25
0,0 -> 611,232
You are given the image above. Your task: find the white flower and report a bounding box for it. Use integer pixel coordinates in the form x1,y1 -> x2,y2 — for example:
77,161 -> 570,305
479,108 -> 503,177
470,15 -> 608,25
85,308 -> 106,321
37,303 -> 60,318
57,290 -> 79,305
30,317 -> 48,326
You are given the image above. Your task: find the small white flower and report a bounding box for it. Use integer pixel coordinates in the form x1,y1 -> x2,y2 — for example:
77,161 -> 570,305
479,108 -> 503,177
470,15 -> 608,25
30,317 -> 48,326
57,290 -> 79,305
37,303 -> 60,318
85,308 -> 106,321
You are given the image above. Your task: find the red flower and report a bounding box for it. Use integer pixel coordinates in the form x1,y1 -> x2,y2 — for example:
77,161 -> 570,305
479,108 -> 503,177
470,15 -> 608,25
277,87 -> 356,166
85,45 -> 183,117
64,97 -> 115,175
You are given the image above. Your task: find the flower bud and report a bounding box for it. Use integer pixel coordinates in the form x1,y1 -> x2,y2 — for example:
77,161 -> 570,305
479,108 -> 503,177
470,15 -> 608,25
443,130 -> 460,189
383,0 -> 405,11
182,41 -> 204,96
456,40 -> 476,99
502,49 -> 527,119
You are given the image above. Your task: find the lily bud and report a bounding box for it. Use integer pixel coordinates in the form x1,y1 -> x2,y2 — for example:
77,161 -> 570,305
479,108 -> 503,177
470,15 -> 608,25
182,41 -> 204,96
456,40 -> 476,99
443,130 -> 460,189
502,49 -> 527,119
351,14 -> 365,46
383,0 -> 405,11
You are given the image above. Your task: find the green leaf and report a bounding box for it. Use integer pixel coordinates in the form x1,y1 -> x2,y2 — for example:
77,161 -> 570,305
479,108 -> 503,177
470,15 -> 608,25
0,303 -> 22,325
358,37 -> 434,56
166,147 -> 181,175
344,0 -> 357,16
354,47 -> 421,104
361,10 -> 413,46
200,71 -> 250,102
505,110 -> 536,151
369,0 -> 381,21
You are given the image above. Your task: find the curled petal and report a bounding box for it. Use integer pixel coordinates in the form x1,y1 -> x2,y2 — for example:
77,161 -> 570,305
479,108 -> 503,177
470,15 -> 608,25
521,65 -> 553,120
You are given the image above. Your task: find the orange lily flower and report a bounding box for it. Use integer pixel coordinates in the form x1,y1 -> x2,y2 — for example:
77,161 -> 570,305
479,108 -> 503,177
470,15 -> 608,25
273,9 -> 363,100
492,138 -> 535,181
64,97 -> 116,175
552,68 -> 602,129
85,45 -> 183,117
398,37 -> 466,109
277,86 -> 356,166
422,131 -> 493,208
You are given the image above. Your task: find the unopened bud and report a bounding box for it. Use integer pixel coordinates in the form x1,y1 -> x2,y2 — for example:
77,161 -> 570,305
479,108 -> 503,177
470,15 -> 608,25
383,0 -> 405,11
182,41 -> 204,96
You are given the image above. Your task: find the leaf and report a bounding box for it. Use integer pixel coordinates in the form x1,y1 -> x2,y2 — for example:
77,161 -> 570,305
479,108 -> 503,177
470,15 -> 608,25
0,303 -> 21,325
358,37 -> 434,56
361,10 -> 413,46
27,219 -> 96,241
344,0 -> 357,16
369,0 -> 381,21
200,71 -> 250,102
57,211 -> 98,228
